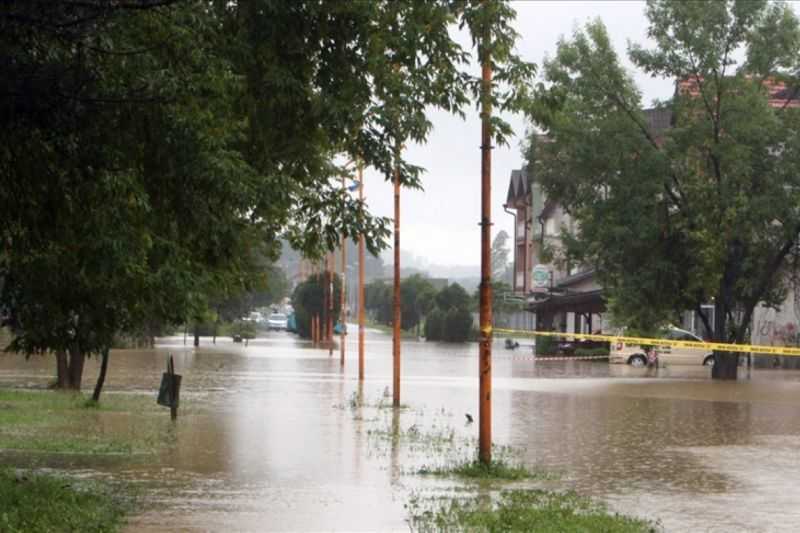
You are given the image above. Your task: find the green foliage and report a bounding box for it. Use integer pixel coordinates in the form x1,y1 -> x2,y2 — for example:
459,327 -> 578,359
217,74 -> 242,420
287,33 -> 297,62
0,469 -> 129,533
424,309 -> 446,341
0,1 -> 534,386
291,273 -> 342,339
231,320 -> 257,341
527,0 -> 800,374
401,275 -> 436,331
407,488 -> 657,533
535,335 -> 558,356
443,307 -> 474,343
418,459 -> 539,481
365,281 -> 393,326
435,283 -> 471,312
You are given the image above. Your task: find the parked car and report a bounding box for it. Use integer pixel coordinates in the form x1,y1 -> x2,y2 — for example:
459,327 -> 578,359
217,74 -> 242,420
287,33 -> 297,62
267,313 -> 288,331
609,326 -> 714,367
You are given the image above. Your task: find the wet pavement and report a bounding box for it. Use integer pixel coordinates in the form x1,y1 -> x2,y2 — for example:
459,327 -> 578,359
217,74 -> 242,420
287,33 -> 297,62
3,328 -> 800,531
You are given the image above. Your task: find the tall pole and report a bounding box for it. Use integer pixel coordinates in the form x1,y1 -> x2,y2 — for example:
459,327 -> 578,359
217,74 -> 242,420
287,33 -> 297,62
340,175 -> 347,367
358,162 -> 366,381
478,27 -> 493,465
392,141 -> 401,408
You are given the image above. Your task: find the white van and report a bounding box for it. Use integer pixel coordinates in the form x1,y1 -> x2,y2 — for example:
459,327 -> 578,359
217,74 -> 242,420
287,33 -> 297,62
609,326 -> 714,367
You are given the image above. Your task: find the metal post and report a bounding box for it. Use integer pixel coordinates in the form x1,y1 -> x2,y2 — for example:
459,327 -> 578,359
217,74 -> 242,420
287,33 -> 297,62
358,162 -> 366,381
478,29 -> 493,465
340,175 -> 347,367
393,142 -> 401,408
169,355 -> 177,421
328,254 -> 334,344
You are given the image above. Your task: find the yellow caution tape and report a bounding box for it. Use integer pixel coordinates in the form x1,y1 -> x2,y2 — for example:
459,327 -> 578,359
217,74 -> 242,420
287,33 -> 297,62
494,328 -> 800,357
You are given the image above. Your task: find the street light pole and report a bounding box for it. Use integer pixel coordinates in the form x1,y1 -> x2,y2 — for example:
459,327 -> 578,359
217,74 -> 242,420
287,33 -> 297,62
478,23 -> 493,465
340,174 -> 347,367
392,141 -> 401,408
358,162 -> 366,381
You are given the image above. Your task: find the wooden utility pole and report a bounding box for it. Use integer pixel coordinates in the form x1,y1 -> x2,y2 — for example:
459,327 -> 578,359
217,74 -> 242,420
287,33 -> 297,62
392,142 -> 401,408
478,27 -> 493,465
340,175 -> 347,367
328,254 -> 335,343
358,162 -> 366,381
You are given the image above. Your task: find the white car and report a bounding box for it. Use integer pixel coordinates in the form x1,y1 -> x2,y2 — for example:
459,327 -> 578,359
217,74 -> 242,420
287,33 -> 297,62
609,326 -> 714,367
267,313 -> 288,331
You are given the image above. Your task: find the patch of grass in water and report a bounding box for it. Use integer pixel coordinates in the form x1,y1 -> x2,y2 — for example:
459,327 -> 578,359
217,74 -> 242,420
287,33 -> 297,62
0,468 -> 132,532
407,489 -> 659,532
417,458 -> 551,481
333,391 -> 410,411
0,389 -> 170,456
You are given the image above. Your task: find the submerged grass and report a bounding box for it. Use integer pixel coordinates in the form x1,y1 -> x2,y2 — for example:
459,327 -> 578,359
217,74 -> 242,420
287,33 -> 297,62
407,489 -> 659,532
0,468 -> 131,533
0,389 -> 167,455
418,458 -> 548,481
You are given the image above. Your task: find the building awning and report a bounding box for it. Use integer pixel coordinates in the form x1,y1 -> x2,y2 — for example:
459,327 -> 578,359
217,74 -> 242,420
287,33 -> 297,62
527,289 -> 606,315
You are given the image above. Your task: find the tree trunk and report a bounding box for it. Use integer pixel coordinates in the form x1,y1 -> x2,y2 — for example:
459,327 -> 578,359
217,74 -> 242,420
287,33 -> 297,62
711,286 -> 738,380
91,348 -> 110,403
193,327 -> 200,347
67,345 -> 85,391
54,350 -> 70,388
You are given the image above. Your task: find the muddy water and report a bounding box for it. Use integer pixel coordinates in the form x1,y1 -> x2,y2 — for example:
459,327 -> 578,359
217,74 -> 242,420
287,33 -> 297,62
3,330 -> 800,531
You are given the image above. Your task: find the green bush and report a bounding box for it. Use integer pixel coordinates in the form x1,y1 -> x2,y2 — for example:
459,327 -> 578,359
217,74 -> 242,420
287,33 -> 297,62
535,335 -> 557,356
443,307 -> 473,342
424,309 -> 445,341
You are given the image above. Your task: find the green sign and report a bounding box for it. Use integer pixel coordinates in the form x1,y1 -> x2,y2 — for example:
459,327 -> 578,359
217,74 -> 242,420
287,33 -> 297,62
532,265 -> 550,288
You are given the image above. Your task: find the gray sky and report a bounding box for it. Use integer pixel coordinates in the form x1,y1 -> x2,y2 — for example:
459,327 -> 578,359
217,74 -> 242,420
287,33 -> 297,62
360,1 -> 676,268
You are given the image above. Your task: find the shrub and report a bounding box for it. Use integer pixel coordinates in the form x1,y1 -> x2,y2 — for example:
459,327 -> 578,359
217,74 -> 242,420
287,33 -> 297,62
535,335 -> 558,356
424,309 -> 445,341
443,307 -> 473,342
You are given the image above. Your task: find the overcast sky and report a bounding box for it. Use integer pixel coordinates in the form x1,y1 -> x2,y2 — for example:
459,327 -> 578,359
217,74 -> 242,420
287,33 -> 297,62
359,1 -> 678,269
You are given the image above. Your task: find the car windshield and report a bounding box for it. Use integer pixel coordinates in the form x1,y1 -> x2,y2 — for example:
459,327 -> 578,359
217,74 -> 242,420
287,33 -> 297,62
269,314 -> 286,320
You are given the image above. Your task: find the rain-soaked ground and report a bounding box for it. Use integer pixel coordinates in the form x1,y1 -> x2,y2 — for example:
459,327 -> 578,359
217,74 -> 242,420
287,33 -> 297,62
3,328 -> 800,532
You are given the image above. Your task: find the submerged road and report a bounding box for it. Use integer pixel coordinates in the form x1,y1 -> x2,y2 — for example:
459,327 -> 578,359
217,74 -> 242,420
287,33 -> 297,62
2,328 -> 800,531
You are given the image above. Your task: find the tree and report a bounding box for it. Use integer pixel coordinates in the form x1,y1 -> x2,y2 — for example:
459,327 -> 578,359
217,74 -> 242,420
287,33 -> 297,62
443,307 -> 474,342
0,0 -> 533,398
400,275 -> 436,331
527,0 -> 800,379
291,273 -> 342,339
491,230 -> 511,281
436,283 -> 471,312
365,281 -> 393,326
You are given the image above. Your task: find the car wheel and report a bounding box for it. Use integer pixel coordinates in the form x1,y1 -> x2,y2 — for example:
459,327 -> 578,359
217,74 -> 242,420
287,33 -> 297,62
703,355 -> 715,367
628,354 -> 647,367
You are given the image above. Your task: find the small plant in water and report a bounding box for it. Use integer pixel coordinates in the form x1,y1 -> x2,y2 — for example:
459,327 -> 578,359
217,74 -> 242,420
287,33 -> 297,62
407,488 -> 660,533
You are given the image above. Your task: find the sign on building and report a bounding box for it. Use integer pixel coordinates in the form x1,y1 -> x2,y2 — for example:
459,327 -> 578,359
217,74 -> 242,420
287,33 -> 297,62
532,264 -> 551,293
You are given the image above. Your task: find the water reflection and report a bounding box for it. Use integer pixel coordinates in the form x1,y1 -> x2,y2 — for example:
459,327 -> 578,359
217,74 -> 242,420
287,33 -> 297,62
2,330 -> 800,531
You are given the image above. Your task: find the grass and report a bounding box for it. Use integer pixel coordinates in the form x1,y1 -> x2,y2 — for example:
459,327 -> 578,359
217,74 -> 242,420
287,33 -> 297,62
364,320 -> 419,339
0,389 -> 168,455
407,489 -> 659,532
417,458 -> 550,481
341,397 -> 653,531
0,468 -> 131,533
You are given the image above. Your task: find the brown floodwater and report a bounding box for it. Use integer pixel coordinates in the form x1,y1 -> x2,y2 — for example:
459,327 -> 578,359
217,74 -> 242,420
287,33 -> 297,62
3,329 -> 800,532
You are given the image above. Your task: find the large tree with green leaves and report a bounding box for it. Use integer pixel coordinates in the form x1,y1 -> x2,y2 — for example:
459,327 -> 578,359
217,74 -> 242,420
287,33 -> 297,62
528,0 -> 800,379
1,0 -> 533,397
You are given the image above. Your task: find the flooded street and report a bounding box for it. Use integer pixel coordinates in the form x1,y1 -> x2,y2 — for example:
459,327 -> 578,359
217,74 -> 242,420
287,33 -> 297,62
3,329 -> 800,531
